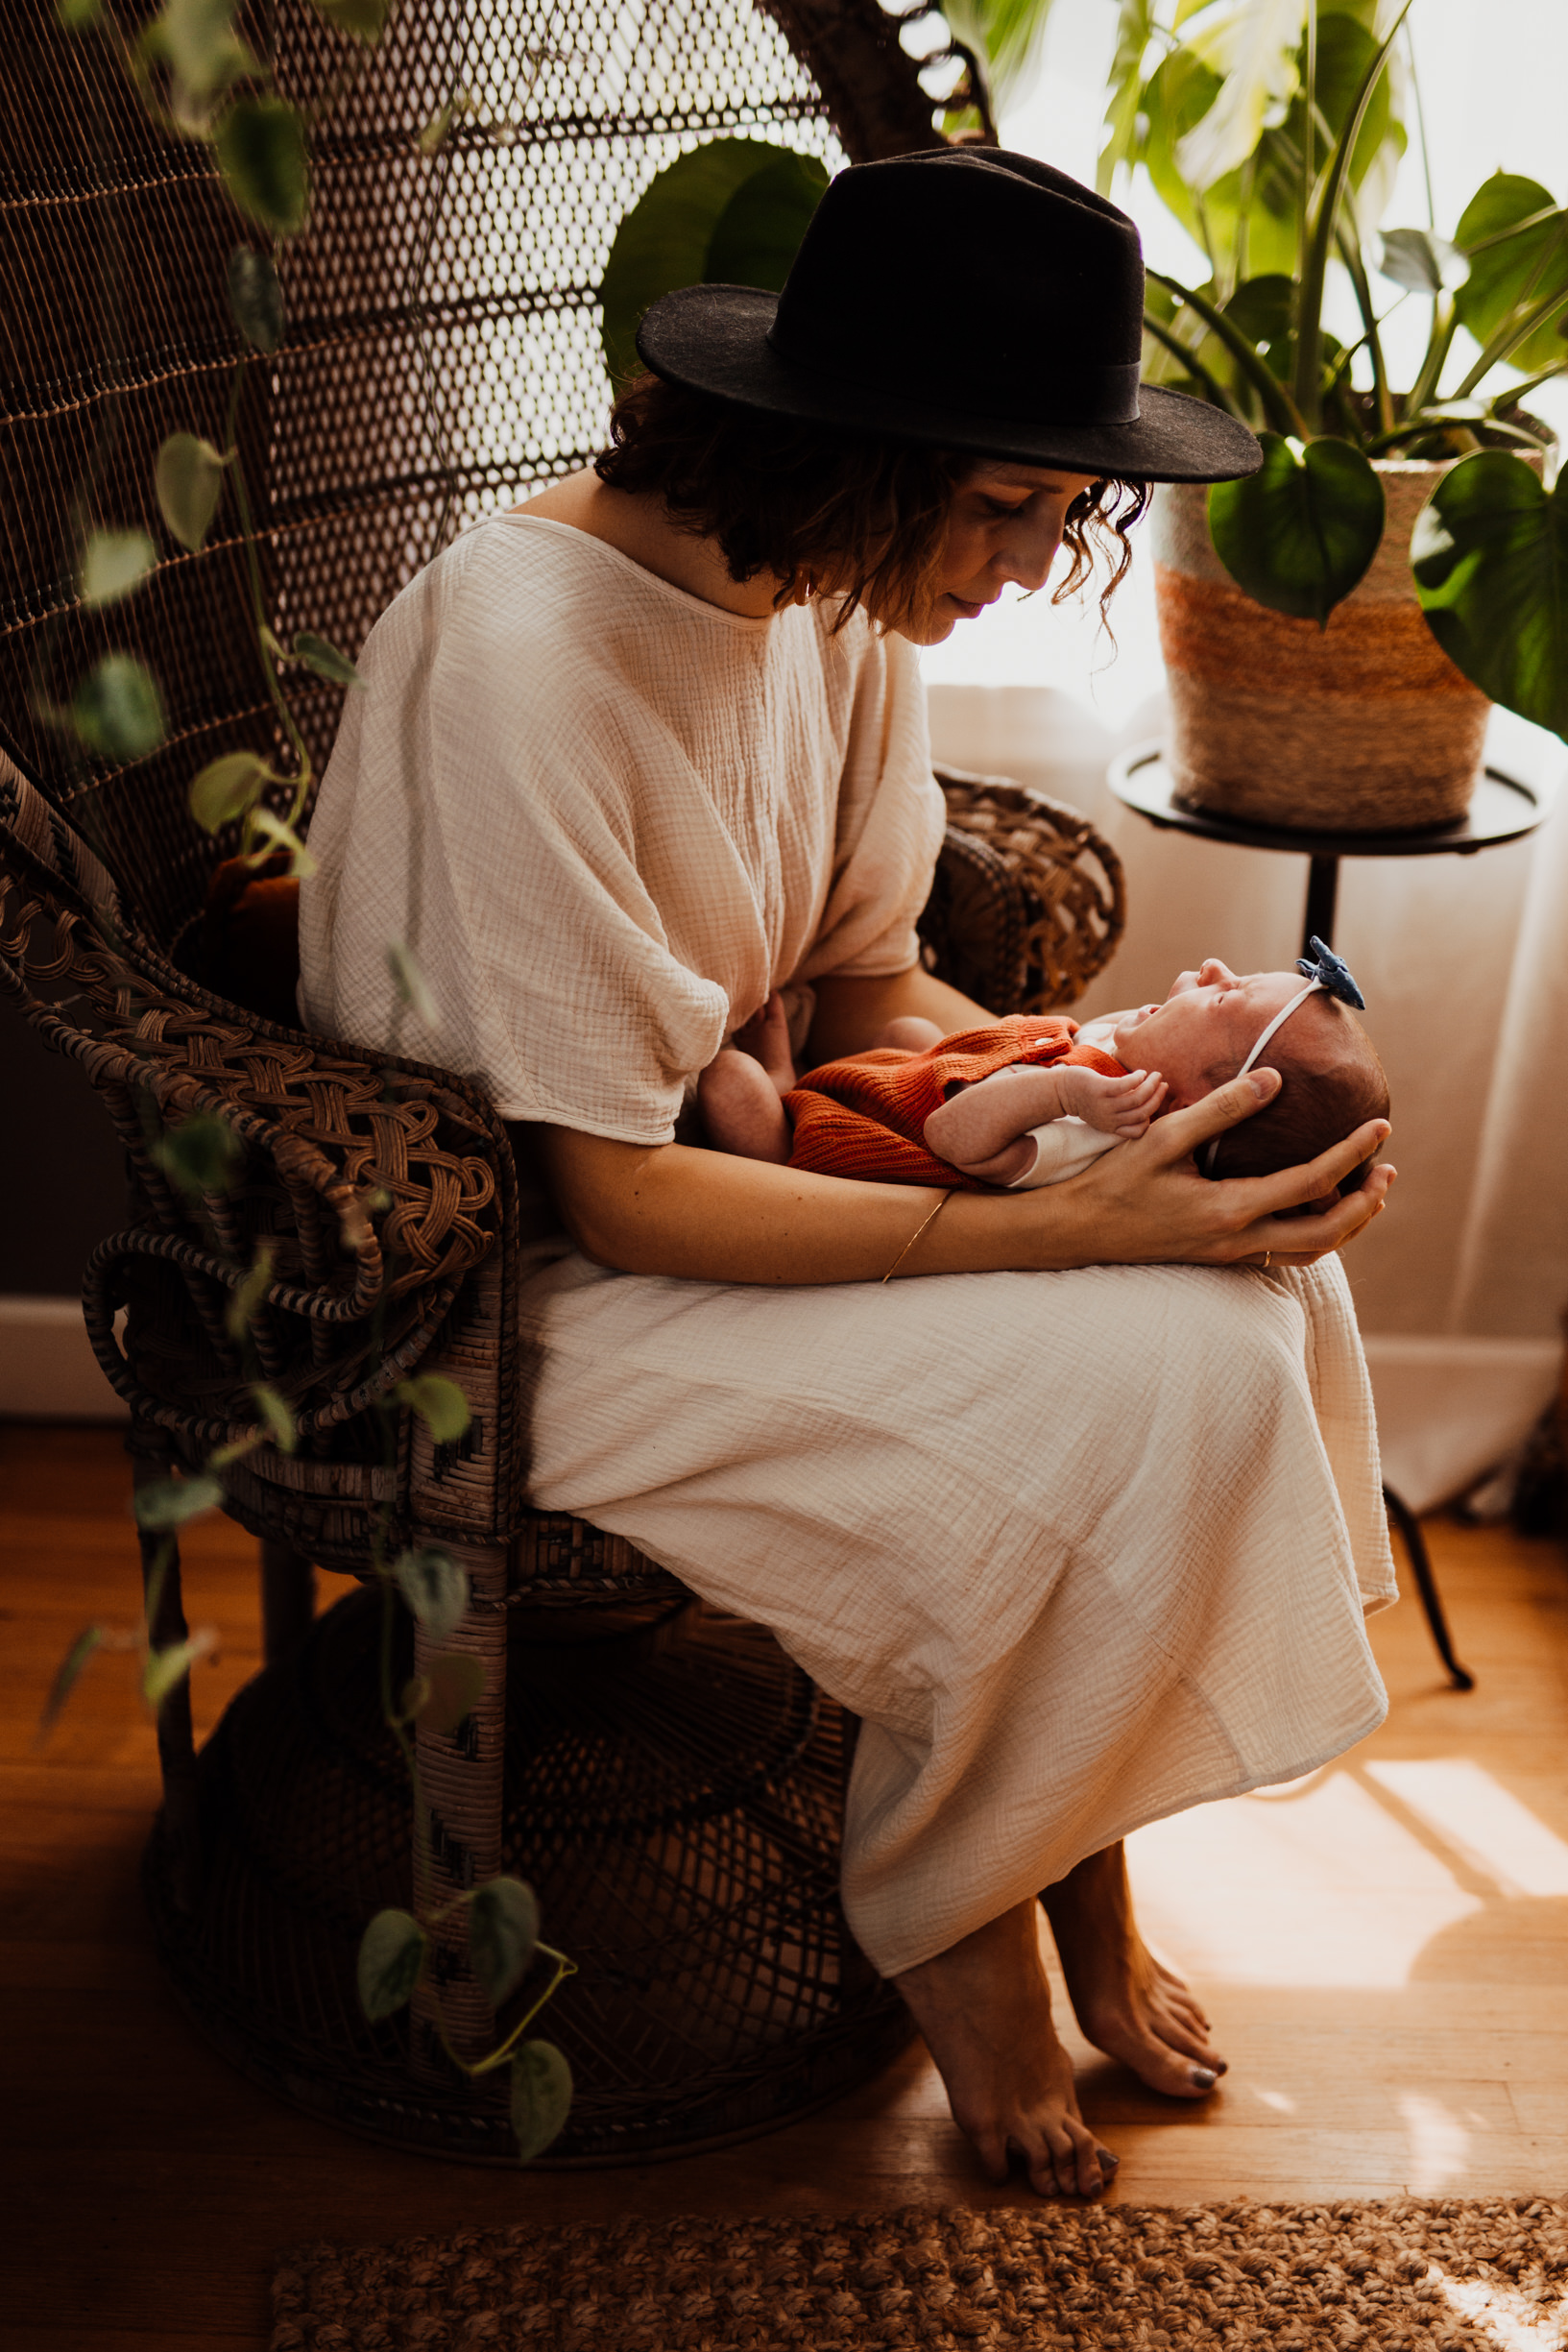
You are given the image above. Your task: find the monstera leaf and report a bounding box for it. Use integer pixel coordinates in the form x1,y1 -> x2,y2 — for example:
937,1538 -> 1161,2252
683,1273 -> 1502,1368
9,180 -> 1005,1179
1411,450 -> 1568,740
1455,175 -> 1568,379
599,139 -> 828,389
1208,432 -> 1386,626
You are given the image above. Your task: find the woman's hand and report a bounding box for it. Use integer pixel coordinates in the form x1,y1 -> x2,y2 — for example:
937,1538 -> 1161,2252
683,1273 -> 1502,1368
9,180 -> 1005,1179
1052,1067 -> 1394,1269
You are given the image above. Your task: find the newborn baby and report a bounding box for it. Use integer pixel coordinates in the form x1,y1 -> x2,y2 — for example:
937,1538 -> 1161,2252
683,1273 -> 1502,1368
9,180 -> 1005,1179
699,946 -> 1388,1195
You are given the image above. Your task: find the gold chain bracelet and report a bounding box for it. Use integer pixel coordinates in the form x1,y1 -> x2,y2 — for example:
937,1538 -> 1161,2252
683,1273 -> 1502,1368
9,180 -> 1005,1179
881,1191 -> 953,1284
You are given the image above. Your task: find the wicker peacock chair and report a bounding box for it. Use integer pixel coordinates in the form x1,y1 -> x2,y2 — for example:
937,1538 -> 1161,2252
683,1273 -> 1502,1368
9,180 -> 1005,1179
0,0 -> 1126,2160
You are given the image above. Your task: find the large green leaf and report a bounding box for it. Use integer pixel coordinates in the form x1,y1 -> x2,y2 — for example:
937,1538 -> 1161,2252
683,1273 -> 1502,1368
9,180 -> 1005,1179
1411,450 -> 1568,740
1455,174 -> 1568,379
1209,430 -> 1385,626
599,140 -> 827,389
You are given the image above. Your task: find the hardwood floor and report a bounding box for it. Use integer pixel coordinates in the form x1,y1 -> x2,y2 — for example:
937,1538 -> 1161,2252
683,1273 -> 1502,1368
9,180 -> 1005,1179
4,1422 -> 1567,2347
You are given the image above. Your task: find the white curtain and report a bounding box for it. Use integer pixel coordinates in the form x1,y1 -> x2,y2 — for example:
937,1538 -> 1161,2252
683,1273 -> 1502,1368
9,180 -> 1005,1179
926,680 -> 1567,1510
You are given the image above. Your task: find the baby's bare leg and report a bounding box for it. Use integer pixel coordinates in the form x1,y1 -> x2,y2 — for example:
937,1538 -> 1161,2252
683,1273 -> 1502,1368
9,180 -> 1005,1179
872,1015 -> 945,1053
698,1049 -> 793,1163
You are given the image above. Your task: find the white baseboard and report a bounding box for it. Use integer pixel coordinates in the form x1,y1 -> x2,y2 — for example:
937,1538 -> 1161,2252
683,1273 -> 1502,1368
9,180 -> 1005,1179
0,1295 -> 127,1420
1363,1335 -> 1562,1515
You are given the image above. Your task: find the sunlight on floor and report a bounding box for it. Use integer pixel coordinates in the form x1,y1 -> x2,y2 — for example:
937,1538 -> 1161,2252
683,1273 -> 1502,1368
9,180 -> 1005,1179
1399,2092 -> 1471,2193
1429,2267 -> 1568,2351
1365,1761 -> 1568,1899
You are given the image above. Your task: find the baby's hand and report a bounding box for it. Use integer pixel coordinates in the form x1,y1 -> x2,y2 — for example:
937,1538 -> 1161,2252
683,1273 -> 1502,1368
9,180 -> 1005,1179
1057,1064 -> 1168,1137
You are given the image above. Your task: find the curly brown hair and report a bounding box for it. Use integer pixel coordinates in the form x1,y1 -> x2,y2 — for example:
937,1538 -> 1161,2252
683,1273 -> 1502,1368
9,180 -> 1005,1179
595,373 -> 1148,637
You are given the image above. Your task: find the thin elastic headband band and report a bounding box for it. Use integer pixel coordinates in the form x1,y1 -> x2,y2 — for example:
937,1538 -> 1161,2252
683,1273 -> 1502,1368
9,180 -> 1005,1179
1201,979 -> 1323,1176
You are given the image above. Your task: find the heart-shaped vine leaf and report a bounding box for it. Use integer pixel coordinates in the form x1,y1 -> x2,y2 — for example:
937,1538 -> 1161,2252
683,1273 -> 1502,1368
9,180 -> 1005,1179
357,1909 -> 427,2021
1411,449 -> 1568,740
227,247 -> 284,352
80,529 -> 157,608
1208,431 -> 1386,627
468,1877 -> 539,2006
156,432 -> 227,551
599,138 -> 828,388
393,1547 -> 470,1640
214,97 -> 310,236
72,654 -> 167,760
189,748 -> 273,832
510,2039 -> 573,2160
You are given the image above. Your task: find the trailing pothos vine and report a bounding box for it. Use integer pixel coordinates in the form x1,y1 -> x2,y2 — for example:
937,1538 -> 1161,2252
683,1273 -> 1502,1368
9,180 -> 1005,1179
35,0 -> 574,2162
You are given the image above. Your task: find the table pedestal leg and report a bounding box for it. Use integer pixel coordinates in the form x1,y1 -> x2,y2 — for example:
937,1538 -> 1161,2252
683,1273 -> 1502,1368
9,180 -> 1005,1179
1303,856 -> 1339,957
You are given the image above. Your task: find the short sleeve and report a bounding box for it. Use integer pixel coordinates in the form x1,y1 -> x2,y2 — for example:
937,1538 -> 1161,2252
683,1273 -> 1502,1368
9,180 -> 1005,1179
300,535 -> 731,1143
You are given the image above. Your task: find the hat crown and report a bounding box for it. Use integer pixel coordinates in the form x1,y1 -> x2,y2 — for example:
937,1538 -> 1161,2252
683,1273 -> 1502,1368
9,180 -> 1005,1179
768,151 -> 1146,429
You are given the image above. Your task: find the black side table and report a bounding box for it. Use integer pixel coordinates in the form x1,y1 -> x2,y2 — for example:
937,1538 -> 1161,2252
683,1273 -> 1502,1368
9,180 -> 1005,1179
1107,745 -> 1557,1693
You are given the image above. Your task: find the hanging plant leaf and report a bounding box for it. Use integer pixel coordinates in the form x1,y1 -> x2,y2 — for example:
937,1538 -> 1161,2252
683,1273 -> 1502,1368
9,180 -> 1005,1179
291,629 -> 362,687
227,247 -> 284,353
80,529 -> 157,608
310,0 -> 389,43
396,1372 -> 471,1443
189,749 -> 274,832
72,654 -> 167,761
599,139 -> 828,389
1455,174 -> 1568,378
406,1651 -> 485,1735
214,97 -> 311,237
467,1876 -> 539,2007
1411,450 -> 1568,741
249,1383 -> 298,1454
1208,430 -> 1385,627
156,432 -> 227,551
357,1909 -> 427,2021
37,1625 -> 107,1742
133,1472 -> 225,1530
153,1110 -> 243,1197
510,2039 -> 573,2161
1377,226 -> 1464,295
393,1546 -> 470,1640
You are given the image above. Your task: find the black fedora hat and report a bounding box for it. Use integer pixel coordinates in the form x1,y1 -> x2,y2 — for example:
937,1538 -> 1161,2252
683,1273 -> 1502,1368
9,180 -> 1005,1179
637,149 -> 1261,485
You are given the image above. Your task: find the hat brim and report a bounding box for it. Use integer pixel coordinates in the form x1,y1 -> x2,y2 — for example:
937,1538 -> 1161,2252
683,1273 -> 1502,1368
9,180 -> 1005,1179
638,284 -> 1262,485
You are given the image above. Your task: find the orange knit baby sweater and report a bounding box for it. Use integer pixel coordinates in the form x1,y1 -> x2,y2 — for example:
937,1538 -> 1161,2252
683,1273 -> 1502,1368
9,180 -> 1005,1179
784,1015 -> 1129,1190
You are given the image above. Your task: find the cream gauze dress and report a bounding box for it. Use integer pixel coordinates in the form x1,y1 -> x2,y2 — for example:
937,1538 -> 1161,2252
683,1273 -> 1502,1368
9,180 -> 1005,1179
300,511 -> 1397,1979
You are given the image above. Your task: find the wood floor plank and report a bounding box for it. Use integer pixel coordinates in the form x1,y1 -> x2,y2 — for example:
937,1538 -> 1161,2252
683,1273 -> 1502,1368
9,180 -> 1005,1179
5,1427 -> 1568,2349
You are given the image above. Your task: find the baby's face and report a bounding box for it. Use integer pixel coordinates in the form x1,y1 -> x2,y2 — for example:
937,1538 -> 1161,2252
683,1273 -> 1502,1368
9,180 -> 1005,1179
1112,959 -> 1314,1105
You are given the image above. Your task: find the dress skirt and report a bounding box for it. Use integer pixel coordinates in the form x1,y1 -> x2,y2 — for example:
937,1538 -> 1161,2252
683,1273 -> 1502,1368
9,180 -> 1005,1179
519,1249 -> 1395,1977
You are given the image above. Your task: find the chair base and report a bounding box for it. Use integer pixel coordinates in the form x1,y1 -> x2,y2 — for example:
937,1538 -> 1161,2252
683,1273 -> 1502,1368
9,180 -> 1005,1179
143,1587 -> 916,2164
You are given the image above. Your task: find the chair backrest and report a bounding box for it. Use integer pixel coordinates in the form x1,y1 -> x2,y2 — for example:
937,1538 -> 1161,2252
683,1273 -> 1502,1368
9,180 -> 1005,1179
0,0 -> 964,958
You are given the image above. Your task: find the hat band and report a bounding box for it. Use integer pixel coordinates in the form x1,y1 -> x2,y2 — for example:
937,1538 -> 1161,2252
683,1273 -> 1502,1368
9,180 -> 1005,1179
763,319 -> 1143,430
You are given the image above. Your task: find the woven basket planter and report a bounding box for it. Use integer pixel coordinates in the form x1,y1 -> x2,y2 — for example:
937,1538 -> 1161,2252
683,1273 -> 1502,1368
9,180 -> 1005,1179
1151,457 -> 1513,834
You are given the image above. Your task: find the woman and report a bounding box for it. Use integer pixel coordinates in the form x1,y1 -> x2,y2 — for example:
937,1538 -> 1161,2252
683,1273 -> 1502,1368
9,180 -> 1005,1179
300,151 -> 1396,2198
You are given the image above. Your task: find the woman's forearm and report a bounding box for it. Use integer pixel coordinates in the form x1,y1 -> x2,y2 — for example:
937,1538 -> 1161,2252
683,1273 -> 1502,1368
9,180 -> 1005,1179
536,1130 -> 1051,1284
532,1075 -> 1395,1287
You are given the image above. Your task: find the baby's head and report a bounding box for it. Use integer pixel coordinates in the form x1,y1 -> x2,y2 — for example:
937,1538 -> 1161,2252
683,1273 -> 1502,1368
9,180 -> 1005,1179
1113,958 -> 1388,1190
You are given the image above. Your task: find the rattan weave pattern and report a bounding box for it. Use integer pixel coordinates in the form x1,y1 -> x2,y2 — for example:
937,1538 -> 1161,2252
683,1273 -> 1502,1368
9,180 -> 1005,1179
1,0 -> 1114,2165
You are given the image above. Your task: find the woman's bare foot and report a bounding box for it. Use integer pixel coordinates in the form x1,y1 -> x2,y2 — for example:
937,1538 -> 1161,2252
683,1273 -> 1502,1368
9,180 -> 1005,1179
893,1898 -> 1119,2197
1041,1843 -> 1226,2098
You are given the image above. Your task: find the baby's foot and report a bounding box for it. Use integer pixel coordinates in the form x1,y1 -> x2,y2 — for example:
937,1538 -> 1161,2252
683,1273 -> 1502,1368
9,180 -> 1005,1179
697,1048 -> 793,1163
733,991 -> 797,1091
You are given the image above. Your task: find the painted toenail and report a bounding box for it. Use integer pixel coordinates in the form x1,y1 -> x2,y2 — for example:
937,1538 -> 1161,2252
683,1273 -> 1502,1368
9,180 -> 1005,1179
1191,2066 -> 1217,2089
1099,2150 -> 1120,2170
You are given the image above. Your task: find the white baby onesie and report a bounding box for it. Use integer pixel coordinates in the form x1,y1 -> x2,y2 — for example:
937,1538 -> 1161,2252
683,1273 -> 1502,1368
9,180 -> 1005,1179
1004,1017 -> 1124,1191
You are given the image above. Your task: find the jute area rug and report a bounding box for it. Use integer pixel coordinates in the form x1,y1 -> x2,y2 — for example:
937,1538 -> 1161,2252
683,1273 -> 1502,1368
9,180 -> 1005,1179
271,2197 -> 1568,2351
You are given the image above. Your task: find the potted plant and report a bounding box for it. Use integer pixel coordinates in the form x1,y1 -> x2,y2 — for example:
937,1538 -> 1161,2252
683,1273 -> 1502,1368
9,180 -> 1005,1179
1098,0 -> 1567,829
